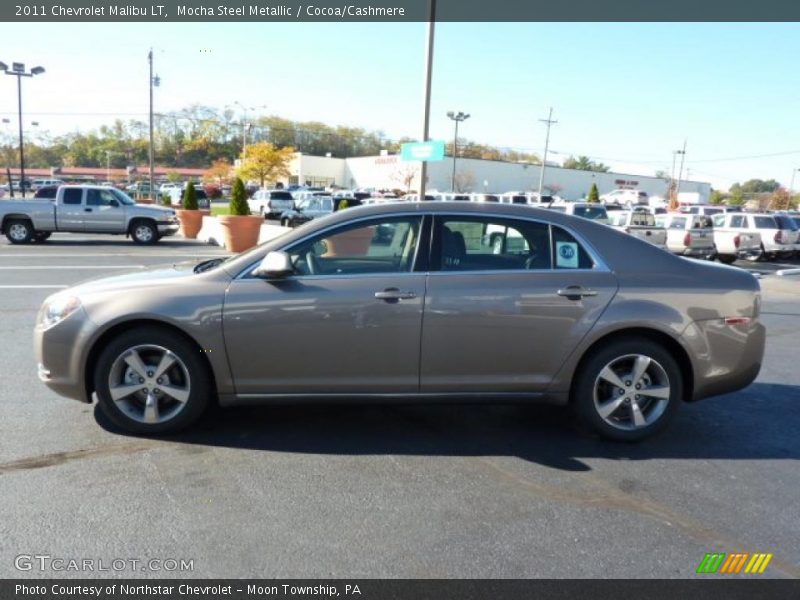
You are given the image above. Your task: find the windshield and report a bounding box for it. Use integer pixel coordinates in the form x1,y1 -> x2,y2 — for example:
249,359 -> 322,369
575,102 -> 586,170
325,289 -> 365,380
111,188 -> 136,205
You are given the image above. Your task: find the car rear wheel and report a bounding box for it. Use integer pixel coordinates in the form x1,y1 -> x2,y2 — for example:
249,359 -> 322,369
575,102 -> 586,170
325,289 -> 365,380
5,219 -> 34,244
717,254 -> 736,264
572,338 -> 682,441
94,327 -> 211,434
130,220 -> 158,244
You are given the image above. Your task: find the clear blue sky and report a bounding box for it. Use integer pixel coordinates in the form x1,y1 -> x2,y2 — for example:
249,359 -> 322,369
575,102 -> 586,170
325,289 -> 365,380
2,22 -> 800,190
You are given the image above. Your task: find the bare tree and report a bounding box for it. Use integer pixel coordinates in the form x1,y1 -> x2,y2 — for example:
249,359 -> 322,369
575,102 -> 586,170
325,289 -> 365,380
390,164 -> 420,193
454,170 -> 476,193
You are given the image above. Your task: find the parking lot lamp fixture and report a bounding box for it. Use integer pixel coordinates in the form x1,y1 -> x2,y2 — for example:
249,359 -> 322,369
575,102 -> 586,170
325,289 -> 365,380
1,61 -> 45,196
447,111 -> 470,192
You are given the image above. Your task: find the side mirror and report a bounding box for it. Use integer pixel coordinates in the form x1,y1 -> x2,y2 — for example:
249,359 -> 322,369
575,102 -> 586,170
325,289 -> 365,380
252,251 -> 293,279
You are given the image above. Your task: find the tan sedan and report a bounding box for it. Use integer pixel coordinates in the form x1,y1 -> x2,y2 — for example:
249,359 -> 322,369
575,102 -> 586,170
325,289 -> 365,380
35,202 -> 765,441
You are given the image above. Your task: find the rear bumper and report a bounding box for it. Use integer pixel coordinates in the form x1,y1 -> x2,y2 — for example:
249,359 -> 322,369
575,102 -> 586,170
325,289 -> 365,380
682,319 -> 765,402
681,246 -> 715,257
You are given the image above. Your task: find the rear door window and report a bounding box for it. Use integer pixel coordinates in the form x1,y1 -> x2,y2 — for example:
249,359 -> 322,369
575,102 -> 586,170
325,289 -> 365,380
729,215 -> 744,228
62,188 -> 83,205
551,226 -> 595,270
754,216 -> 777,229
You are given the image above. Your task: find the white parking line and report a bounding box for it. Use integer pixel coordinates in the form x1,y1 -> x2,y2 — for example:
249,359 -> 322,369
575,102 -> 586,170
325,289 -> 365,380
0,285 -> 68,289
0,265 -> 146,270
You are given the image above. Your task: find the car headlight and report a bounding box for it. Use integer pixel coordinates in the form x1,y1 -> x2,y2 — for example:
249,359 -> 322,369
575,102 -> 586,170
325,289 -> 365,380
37,295 -> 82,329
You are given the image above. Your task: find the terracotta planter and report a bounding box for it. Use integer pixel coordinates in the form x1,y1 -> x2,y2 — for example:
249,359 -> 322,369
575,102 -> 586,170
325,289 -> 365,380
324,227 -> 374,257
137,198 -> 155,205
176,209 -> 210,239
218,214 -> 263,253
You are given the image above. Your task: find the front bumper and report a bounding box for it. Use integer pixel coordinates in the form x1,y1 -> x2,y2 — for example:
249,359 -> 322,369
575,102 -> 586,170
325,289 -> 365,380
157,221 -> 180,237
34,307 -> 96,403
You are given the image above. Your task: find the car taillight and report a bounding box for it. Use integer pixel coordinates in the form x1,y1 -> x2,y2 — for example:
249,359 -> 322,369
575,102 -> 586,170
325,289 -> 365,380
683,233 -> 691,246
733,234 -> 741,248
774,230 -> 782,243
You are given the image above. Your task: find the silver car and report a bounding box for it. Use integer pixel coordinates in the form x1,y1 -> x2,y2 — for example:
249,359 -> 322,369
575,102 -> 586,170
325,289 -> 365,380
34,202 -> 765,441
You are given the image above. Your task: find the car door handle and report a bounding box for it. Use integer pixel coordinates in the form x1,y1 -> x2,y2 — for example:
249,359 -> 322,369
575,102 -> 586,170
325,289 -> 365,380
557,286 -> 598,299
84,208 -> 93,212
375,288 -> 417,301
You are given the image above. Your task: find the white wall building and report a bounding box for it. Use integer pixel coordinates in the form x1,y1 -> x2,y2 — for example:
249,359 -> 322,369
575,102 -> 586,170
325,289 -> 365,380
287,153 -> 711,203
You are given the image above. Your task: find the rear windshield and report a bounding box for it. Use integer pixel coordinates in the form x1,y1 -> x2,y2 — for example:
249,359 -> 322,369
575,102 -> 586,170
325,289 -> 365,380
511,195 -> 527,204
692,216 -> 713,229
270,191 -> 294,200
572,206 -> 608,220
630,212 -> 657,226
754,216 -> 778,229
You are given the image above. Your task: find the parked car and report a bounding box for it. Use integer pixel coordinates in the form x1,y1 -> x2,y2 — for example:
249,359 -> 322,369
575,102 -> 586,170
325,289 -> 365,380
725,213 -> 798,260
248,189 -> 296,218
680,205 -> 725,217
35,202 -> 765,441
772,213 -> 800,258
607,210 -> 668,250
600,189 -> 649,207
280,195 -> 335,227
0,185 -> 178,244
168,186 -> 210,209
655,213 -> 716,259
711,213 -> 763,263
31,178 -> 64,191
33,185 -> 60,200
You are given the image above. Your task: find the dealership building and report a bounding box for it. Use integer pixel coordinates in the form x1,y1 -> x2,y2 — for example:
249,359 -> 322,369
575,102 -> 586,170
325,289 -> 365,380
289,153 -> 711,202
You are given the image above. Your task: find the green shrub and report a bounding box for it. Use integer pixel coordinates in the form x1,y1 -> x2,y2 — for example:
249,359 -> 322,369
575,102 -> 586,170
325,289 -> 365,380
182,182 -> 198,210
161,193 -> 172,206
587,183 -> 600,203
229,178 -> 250,216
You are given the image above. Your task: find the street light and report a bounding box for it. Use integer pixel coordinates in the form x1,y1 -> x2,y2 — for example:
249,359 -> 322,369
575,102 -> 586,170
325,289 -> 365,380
446,111 -> 470,192
1,60 -> 45,197
148,49 -> 160,200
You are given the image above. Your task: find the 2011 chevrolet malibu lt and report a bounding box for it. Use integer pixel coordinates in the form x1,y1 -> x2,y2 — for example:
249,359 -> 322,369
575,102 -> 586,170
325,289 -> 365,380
34,202 -> 765,441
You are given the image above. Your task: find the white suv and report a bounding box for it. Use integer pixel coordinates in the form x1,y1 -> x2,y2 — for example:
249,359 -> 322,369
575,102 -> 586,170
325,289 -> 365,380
248,189 -> 295,219
600,189 -> 649,207
723,213 -> 798,260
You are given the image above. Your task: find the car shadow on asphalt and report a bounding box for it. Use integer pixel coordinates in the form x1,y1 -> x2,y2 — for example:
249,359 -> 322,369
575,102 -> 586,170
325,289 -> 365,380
94,382 -> 800,472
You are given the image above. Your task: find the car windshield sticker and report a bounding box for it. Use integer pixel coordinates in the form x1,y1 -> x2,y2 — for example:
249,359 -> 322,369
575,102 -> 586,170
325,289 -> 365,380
556,241 -> 578,268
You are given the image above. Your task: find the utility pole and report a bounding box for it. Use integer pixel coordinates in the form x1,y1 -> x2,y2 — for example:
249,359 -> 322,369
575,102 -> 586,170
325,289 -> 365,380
674,139 -> 687,206
537,107 -> 557,199
148,49 -> 155,200
418,0 -> 436,201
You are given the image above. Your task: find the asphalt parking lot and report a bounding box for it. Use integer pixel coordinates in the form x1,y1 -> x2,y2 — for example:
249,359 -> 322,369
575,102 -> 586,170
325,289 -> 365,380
1,233 -> 798,579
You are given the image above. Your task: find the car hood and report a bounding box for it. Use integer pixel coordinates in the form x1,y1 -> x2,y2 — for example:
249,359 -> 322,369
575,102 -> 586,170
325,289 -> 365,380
131,204 -> 175,216
66,260 -> 228,296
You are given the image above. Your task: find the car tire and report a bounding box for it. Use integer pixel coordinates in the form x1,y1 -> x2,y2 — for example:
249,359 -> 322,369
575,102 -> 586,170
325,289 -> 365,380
130,220 -> 158,245
94,326 -> 212,435
717,254 -> 736,264
5,219 -> 34,244
572,337 -> 682,442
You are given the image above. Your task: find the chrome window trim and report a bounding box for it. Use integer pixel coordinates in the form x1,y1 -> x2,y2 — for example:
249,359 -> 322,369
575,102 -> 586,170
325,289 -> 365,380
235,210 -> 611,280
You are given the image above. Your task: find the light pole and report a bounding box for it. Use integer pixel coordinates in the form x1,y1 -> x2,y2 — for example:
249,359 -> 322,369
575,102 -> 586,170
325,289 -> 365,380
231,103 -> 267,161
446,111 -> 469,192
674,139 -> 687,206
1,61 -> 45,197
537,107 -> 557,199
147,49 -> 160,200
418,0 -> 436,201
789,168 -> 800,201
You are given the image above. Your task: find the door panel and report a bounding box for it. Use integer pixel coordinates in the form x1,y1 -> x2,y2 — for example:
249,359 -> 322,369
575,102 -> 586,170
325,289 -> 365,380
421,271 -> 617,392
57,188 -> 86,231
223,275 -> 426,394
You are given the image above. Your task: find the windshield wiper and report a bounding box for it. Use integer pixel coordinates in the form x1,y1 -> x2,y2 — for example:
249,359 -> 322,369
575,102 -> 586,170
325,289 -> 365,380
193,257 -> 228,273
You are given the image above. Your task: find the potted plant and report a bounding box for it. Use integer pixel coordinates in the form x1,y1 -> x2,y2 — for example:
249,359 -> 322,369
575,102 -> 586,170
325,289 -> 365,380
175,182 -> 209,239
218,177 -> 262,252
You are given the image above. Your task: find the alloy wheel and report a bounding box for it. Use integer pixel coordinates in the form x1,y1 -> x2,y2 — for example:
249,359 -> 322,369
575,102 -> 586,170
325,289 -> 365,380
107,344 -> 191,424
592,353 -> 670,431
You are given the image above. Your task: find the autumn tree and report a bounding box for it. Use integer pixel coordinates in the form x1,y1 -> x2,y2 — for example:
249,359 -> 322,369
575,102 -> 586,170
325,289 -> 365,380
237,143 -> 294,189
204,158 -> 232,187
769,187 -> 791,211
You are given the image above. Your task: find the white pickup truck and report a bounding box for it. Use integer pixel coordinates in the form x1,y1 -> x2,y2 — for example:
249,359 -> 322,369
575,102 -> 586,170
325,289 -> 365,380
655,213 -> 716,259
607,210 -> 668,250
0,185 -> 179,244
711,213 -> 763,263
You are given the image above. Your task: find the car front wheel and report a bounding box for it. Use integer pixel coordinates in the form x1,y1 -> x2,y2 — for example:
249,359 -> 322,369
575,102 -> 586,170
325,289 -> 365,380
130,220 -> 158,244
94,327 -> 211,434
572,338 -> 682,441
